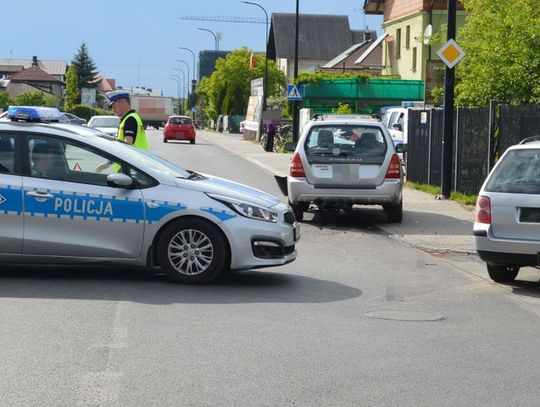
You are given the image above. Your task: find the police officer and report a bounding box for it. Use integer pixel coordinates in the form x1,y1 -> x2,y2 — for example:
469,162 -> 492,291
106,91 -> 149,150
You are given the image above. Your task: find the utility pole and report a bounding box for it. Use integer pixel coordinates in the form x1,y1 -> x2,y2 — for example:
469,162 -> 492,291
292,0 -> 300,143
441,0 -> 457,198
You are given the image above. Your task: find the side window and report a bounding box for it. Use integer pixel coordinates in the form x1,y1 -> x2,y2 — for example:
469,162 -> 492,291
27,135 -> 123,186
0,134 -> 15,174
129,167 -> 155,188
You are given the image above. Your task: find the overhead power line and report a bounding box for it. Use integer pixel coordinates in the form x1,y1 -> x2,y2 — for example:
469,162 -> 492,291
180,16 -> 266,24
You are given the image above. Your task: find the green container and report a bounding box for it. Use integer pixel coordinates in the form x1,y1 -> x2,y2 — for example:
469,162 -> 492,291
301,78 -> 424,114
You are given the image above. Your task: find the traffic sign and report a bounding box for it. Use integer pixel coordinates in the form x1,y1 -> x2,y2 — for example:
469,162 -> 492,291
287,84 -> 303,101
436,39 -> 466,69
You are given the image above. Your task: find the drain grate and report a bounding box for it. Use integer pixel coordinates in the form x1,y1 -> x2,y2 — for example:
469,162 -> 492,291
365,310 -> 446,322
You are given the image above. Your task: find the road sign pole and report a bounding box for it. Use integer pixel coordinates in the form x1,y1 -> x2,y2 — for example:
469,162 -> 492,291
441,0 -> 457,198
292,0 -> 300,143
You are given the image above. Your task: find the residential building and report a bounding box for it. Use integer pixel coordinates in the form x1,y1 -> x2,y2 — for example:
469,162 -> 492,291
0,56 -> 67,82
267,13 -> 376,80
7,65 -> 64,102
364,0 -> 467,99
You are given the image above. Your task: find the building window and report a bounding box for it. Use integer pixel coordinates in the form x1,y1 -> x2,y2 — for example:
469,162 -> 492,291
405,26 -> 410,49
396,28 -> 401,59
412,47 -> 417,72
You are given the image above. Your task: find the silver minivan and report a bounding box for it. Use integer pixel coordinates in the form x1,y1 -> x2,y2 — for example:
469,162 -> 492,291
474,138 -> 540,282
284,116 -> 403,222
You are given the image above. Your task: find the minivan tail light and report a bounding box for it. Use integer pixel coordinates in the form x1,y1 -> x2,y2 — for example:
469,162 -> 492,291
475,195 -> 491,224
290,152 -> 306,178
385,153 -> 401,179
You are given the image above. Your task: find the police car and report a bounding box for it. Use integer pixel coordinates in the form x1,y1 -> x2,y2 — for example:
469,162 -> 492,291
0,106 -> 299,284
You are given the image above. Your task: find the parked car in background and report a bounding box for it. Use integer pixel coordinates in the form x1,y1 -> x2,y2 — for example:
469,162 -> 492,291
280,115 -> 403,222
61,112 -> 87,125
163,115 -> 196,144
474,137 -> 540,283
87,115 -> 120,137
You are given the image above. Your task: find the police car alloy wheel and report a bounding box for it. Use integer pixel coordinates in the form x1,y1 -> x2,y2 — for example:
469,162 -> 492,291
158,218 -> 227,284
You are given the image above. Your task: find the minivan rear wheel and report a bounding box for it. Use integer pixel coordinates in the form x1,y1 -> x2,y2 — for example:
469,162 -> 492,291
487,264 -> 520,283
385,200 -> 403,223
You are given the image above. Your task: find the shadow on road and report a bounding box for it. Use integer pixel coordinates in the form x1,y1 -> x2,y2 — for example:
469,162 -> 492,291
0,265 -> 361,305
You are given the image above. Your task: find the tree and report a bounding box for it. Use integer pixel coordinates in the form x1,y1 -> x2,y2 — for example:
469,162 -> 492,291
64,65 -> 78,112
197,48 -> 286,121
0,92 -> 11,111
12,92 -> 55,107
455,0 -> 540,107
71,43 -> 99,89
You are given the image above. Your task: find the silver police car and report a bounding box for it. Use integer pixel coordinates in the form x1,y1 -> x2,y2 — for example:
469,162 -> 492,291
474,137 -> 540,283
0,107 -> 299,284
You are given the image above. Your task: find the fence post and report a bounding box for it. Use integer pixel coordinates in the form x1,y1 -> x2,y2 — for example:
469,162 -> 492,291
454,107 -> 459,192
487,100 -> 497,172
427,109 -> 433,185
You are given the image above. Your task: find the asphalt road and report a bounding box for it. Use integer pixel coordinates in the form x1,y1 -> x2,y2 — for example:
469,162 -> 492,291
0,129 -> 539,406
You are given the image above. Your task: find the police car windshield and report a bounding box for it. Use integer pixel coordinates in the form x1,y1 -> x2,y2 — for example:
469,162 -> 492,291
93,136 -> 191,178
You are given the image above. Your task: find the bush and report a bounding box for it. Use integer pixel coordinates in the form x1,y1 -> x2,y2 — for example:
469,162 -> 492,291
71,104 -> 112,120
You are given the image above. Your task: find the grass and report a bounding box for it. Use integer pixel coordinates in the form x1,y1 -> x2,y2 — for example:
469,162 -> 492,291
405,181 -> 477,207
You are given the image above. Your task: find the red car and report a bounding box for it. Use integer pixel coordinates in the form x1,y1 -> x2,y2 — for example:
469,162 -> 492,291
163,116 -> 196,144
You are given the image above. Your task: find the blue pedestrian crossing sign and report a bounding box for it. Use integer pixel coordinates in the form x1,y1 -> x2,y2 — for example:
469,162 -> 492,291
287,84 -> 303,101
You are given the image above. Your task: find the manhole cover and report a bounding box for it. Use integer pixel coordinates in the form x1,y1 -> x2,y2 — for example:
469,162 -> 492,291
365,310 -> 446,322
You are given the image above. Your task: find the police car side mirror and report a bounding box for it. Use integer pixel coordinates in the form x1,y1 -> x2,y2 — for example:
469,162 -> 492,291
107,173 -> 133,188
392,123 -> 402,132
395,143 -> 407,153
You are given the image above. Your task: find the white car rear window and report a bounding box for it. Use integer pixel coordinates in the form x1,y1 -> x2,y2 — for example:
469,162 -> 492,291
485,149 -> 540,194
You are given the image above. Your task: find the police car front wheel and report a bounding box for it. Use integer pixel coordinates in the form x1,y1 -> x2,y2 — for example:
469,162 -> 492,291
158,218 -> 227,284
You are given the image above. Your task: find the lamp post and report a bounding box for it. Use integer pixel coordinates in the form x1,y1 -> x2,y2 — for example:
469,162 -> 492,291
176,59 -> 191,112
198,28 -> 219,52
241,1 -> 269,112
169,76 -> 181,114
173,68 -> 186,114
178,46 -> 197,84
292,0 -> 300,143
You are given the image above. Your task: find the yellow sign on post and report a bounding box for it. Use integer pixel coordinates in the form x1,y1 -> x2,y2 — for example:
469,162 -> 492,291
436,39 -> 466,69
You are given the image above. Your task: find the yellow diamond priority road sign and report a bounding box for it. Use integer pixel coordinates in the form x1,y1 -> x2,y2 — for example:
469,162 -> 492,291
436,39 -> 466,69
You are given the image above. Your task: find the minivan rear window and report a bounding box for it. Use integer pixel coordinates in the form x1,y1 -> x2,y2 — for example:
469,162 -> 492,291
484,149 -> 540,194
304,125 -> 387,161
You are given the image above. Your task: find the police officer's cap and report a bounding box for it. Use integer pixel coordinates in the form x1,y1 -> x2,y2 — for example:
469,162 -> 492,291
106,90 -> 130,107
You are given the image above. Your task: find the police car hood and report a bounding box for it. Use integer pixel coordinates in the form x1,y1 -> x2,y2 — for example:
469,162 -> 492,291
175,174 -> 281,208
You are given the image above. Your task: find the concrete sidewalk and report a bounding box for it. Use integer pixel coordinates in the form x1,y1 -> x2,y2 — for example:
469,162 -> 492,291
204,130 -> 476,255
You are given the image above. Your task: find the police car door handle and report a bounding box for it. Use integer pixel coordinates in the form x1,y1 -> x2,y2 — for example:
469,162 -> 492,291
26,191 -> 54,201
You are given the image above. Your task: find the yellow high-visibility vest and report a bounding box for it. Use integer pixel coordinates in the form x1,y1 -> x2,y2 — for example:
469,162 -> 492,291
118,111 -> 148,150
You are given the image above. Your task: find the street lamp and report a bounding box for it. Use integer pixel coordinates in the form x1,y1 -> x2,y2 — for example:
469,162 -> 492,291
176,59 -> 191,111
169,76 -> 181,114
241,1 -> 269,111
173,68 -> 186,113
198,27 -> 219,52
292,0 -> 300,143
178,46 -> 197,83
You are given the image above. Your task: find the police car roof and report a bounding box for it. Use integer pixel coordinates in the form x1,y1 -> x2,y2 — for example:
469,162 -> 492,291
0,119 -> 110,138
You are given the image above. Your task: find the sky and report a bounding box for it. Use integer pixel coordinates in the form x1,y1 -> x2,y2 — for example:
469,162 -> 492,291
1,0 -> 383,98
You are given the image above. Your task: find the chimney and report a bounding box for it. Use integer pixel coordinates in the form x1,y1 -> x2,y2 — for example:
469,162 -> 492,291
32,56 -> 38,67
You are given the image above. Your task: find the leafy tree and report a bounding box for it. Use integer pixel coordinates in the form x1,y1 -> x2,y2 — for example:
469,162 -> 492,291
455,0 -> 540,106
332,103 -> 353,114
64,65 -> 78,112
197,48 -> 286,121
0,92 -> 11,111
71,43 -> 99,89
12,92 -> 52,106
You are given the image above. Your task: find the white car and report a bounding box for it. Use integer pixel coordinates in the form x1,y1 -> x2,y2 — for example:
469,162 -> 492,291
282,115 -> 403,222
87,115 -> 120,137
0,106 -> 299,284
474,137 -> 540,282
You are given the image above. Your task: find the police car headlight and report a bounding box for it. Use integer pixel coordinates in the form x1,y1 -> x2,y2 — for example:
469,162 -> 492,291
207,194 -> 278,223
